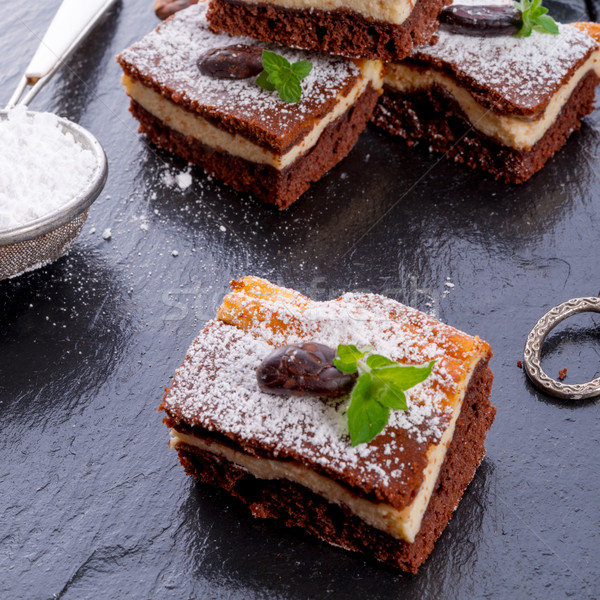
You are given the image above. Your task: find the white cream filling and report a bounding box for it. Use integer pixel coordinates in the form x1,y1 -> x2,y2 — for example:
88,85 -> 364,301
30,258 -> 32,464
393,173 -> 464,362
122,61 -> 382,170
385,49 -> 600,150
229,0 -> 415,26
169,396 -> 462,544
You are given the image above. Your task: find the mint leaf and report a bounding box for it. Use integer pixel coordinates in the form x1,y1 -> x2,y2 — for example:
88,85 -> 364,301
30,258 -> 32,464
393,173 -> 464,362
514,0 -> 558,37
266,68 -> 291,89
347,374 -> 389,446
278,77 -> 303,103
256,50 -> 313,103
256,70 -> 275,91
291,60 -> 312,79
373,379 -> 407,411
334,344 -> 370,373
374,360 -> 436,390
515,19 -> 533,37
366,354 -> 397,369
533,14 -> 559,33
369,361 -> 434,410
262,50 -> 290,73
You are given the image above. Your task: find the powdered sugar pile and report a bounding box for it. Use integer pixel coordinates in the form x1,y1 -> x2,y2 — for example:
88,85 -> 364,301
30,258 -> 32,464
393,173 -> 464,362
161,165 -> 193,191
415,22 -> 597,111
118,3 -> 359,133
0,107 -> 97,230
164,291 -> 486,495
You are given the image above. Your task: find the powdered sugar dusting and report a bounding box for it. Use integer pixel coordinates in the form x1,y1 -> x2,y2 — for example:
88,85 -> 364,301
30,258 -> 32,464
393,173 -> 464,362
415,21 -> 597,111
164,292 -> 487,499
118,3 -> 359,136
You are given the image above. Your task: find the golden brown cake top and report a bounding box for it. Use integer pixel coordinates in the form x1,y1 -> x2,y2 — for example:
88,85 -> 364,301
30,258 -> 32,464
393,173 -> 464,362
162,277 -> 492,508
117,3 -> 369,153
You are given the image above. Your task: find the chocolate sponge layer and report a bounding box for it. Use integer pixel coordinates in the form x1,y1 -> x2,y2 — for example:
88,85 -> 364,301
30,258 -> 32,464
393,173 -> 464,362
207,0 -> 449,61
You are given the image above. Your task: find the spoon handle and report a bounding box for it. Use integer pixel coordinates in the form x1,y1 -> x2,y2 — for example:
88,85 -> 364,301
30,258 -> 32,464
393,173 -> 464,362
6,0 -> 117,108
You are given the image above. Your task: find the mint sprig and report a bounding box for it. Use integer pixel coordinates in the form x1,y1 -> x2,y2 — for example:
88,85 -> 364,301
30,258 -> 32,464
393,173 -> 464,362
334,344 -> 436,446
514,0 -> 559,37
256,50 -> 313,103
334,344 -> 372,373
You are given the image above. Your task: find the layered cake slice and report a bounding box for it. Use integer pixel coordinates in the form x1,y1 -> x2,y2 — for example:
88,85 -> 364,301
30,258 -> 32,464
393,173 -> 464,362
372,2 -> 600,183
118,4 -> 383,209
160,277 -> 496,572
206,0 -> 450,61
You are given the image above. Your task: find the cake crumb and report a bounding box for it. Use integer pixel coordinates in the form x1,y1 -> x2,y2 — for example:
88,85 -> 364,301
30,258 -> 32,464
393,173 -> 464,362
559,368 -> 567,380
102,228 -> 112,240
517,361 -> 522,368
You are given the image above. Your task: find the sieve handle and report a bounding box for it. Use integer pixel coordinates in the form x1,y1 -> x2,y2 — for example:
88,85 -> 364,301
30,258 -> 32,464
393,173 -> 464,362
6,0 -> 117,108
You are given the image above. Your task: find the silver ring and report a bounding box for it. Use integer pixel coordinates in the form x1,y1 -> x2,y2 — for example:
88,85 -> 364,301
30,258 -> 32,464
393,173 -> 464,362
523,296 -> 600,400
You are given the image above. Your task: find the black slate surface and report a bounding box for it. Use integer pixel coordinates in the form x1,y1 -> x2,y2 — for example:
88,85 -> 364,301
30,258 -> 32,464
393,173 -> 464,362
1,1 -> 599,598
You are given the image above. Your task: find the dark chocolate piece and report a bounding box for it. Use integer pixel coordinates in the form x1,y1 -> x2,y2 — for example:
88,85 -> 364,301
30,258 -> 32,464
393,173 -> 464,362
257,342 -> 356,397
197,44 -> 264,79
439,4 -> 519,36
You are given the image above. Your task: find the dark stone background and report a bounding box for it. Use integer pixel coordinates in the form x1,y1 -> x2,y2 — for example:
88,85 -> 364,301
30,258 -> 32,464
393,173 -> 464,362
1,1 -> 599,597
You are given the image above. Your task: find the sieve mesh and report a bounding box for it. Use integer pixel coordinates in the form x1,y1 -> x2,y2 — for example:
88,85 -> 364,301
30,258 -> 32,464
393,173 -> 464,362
0,209 -> 89,281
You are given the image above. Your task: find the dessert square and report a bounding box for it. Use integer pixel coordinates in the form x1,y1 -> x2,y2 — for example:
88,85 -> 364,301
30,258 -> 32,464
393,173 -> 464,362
371,3 -> 600,183
206,0 -> 450,61
160,277 -> 496,572
117,4 -> 383,209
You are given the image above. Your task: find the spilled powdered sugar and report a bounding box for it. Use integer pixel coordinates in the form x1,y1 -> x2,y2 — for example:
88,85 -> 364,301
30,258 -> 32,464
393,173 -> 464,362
165,293 -> 479,490
118,3 -> 359,131
415,22 -> 597,110
161,164 -> 193,191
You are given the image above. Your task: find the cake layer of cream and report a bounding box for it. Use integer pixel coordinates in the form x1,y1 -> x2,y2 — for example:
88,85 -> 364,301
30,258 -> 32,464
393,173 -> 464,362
122,61 -> 382,170
225,0 -> 416,25
385,49 -> 600,149
170,390 -> 463,544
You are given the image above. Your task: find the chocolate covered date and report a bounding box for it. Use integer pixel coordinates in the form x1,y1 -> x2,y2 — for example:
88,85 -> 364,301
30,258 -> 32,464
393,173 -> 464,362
197,45 -> 264,79
154,0 -> 198,20
439,4 -> 519,36
256,342 -> 356,398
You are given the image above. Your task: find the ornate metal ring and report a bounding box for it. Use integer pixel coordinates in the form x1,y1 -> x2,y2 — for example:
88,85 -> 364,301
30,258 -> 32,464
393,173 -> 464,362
523,296 -> 600,400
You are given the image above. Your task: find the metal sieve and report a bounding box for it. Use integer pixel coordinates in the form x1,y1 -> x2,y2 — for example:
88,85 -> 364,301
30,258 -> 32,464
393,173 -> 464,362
0,112 -> 107,280
0,0 -> 115,281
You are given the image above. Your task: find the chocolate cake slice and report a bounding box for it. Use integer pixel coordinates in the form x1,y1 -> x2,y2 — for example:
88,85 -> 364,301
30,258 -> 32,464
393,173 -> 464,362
206,0 -> 450,61
372,2 -> 600,183
118,4 -> 383,209
160,277 -> 496,572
